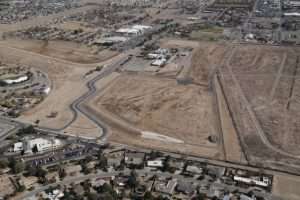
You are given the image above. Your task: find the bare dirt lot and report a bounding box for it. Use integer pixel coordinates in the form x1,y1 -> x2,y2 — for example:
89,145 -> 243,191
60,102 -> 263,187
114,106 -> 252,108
273,174 -> 300,200
0,175 -> 15,196
219,44 -> 300,173
89,74 -> 223,158
0,41 -> 124,138
1,39 -> 118,64
189,42 -> 228,85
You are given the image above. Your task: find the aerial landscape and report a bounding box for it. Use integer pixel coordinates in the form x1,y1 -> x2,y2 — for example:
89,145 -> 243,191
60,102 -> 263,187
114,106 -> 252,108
0,0 -> 299,199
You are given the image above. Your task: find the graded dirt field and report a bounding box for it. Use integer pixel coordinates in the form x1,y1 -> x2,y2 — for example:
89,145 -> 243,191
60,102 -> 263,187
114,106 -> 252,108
1,39 -> 118,64
189,42 -> 228,85
88,73 -> 223,158
273,174 -> 300,200
219,44 -> 300,173
229,46 -> 300,155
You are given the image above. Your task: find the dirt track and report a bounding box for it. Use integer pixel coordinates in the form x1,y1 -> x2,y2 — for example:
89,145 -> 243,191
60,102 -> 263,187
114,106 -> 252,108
219,44 -> 300,174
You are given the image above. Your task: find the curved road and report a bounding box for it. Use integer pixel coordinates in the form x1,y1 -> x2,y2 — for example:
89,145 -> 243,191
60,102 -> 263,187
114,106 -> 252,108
37,55 -> 129,141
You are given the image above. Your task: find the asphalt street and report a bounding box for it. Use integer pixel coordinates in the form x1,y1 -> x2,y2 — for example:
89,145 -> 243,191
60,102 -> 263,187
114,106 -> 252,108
38,54 -> 131,141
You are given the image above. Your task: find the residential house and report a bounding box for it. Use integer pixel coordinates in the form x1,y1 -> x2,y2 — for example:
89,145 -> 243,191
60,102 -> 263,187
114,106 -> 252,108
124,152 -> 145,167
155,179 -> 178,195
176,181 -> 197,196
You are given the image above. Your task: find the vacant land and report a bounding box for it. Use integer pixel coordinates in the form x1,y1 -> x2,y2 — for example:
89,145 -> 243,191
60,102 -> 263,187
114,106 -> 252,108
219,44 -> 300,173
0,175 -> 15,196
273,174 -> 300,200
189,42 -> 228,85
214,76 -> 246,164
0,40 -> 124,136
1,39 -> 118,64
89,74 -> 223,158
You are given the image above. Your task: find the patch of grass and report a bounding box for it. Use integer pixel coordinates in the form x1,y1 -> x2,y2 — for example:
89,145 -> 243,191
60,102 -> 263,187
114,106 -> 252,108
189,25 -> 224,41
190,31 -> 222,41
199,25 -> 224,34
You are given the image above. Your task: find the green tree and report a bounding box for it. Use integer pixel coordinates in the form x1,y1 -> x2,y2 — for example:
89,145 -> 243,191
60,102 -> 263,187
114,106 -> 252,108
81,179 -> 91,193
162,156 -> 172,172
17,125 -> 36,136
86,192 -> 98,200
97,156 -> 107,170
9,158 -> 24,174
59,167 -> 67,180
96,183 -> 117,199
156,195 -> 169,200
36,166 -> 47,178
128,170 -> 138,190
17,185 -> 26,192
144,191 -> 155,200
32,145 -> 39,154
192,193 -> 207,200
149,151 -> 163,159
0,159 -> 8,169
100,193 -> 115,200
25,165 -> 47,178
85,155 -> 93,163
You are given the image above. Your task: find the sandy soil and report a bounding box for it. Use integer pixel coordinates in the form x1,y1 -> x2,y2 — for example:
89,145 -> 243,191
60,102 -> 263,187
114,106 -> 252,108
110,126 -> 221,158
0,40 -> 124,133
273,174 -> 300,200
189,42 -> 227,84
1,39 -> 118,64
94,74 -> 217,146
214,77 -> 245,163
230,46 -> 300,156
0,175 -> 15,196
88,73 -> 222,157
64,112 -> 101,139
219,44 -> 300,173
159,38 -> 200,49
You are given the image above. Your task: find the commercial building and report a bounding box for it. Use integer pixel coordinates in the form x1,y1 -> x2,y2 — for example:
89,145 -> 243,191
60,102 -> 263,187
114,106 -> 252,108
11,137 -> 62,154
2,75 -> 28,85
147,160 -> 164,168
116,24 -> 152,36
233,175 -> 271,187
124,152 -> 145,166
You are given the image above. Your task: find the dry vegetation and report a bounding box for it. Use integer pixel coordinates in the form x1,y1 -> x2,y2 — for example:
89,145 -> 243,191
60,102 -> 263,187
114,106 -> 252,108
0,40 -> 124,135
92,74 -> 219,149
189,42 -> 228,84
1,39 -> 118,64
220,44 -> 300,173
273,174 -> 300,200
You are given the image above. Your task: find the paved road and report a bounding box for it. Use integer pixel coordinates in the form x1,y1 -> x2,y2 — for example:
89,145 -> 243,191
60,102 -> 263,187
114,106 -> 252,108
16,168 -> 277,200
16,171 -> 122,200
0,116 -> 22,141
37,54 -> 131,141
